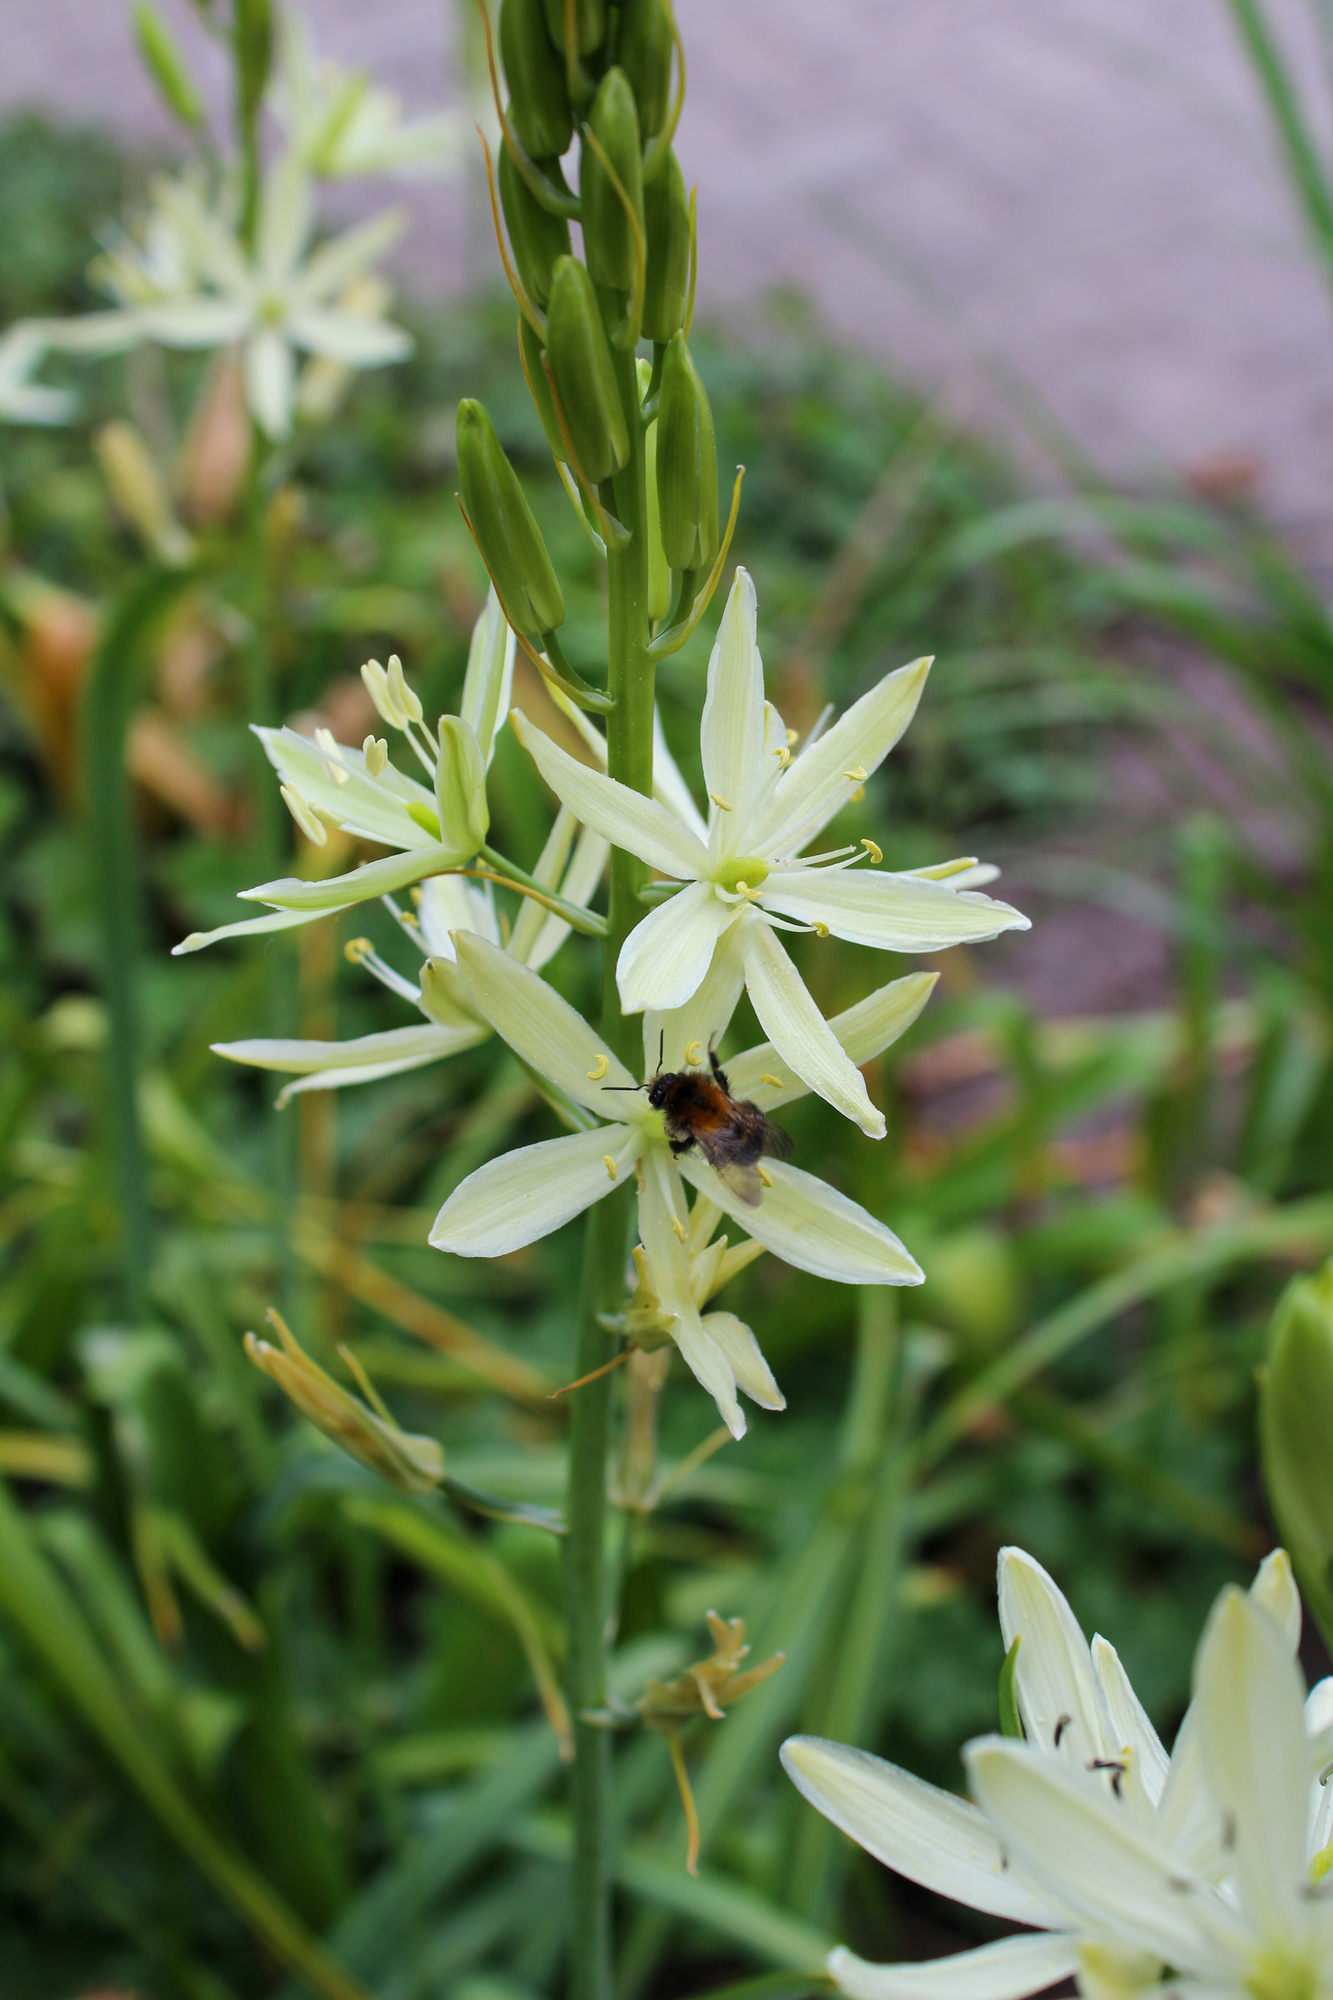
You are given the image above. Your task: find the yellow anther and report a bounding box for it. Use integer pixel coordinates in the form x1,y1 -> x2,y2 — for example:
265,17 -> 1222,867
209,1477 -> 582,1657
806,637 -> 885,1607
709,792 -> 732,812
410,886 -> 423,904
786,727 -> 799,746
344,937 -> 374,965
315,726 -> 350,783
634,1162 -> 647,1194
685,1041 -> 704,1066
843,766 -> 867,783
671,1214 -> 687,1243
603,1154 -> 618,1181
756,1165 -> 773,1189
761,1073 -> 783,1089
399,909 -> 420,930
280,783 -> 327,846
861,837 -> 883,864
387,652 -> 424,725
814,921 -> 830,938
362,733 -> 389,776
587,1053 -> 609,1082
850,786 -> 866,802
773,744 -> 791,766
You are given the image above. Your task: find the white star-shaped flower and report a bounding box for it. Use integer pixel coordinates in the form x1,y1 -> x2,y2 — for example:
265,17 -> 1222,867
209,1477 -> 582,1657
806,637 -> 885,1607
274,12 -> 462,181
783,1546 -> 1333,2000
428,925 -> 937,1436
511,567 -> 1029,1136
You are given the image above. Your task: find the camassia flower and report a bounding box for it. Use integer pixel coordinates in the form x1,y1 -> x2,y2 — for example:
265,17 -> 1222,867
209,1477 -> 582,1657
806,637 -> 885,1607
274,11 -> 462,181
510,567 -> 1029,1135
175,591 -> 514,957
782,1546 -> 1332,2000
84,151 -> 411,439
212,806 -> 605,1102
428,927 -> 936,1437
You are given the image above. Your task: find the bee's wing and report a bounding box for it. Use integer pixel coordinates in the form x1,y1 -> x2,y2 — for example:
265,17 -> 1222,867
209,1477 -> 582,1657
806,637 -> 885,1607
695,1128 -> 765,1208
762,1121 -> 793,1161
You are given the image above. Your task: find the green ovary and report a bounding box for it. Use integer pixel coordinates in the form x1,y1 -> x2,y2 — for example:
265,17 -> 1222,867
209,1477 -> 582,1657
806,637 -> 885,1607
1246,1949 -> 1317,2000
714,856 -> 769,895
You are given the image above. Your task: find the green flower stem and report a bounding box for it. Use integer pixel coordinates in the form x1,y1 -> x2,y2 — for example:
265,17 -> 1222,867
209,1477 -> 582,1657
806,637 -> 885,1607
565,332 -> 654,2000
85,566 -> 194,1321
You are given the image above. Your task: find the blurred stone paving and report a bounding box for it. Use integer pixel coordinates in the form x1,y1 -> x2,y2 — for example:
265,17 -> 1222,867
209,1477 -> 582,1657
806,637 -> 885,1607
9,0 -> 1333,557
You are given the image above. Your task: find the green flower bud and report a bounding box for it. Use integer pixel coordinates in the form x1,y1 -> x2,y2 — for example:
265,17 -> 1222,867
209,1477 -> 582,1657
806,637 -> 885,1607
435,717 -> 490,855
544,257 -> 629,483
540,0 -> 605,56
499,140 -> 571,309
456,399 -> 565,636
642,147 -> 689,343
133,2 -> 204,128
637,358 -> 670,621
246,1312 -> 443,1496
579,68 -> 644,292
518,316 -> 566,459
1261,1260 -> 1333,1574
500,0 -> 573,161
617,0 -> 672,141
233,0 -> 273,129
655,331 -> 718,572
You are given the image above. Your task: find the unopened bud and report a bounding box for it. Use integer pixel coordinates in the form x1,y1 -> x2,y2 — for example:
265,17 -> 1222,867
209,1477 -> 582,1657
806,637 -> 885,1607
386,653 -> 423,725
544,256 -> 629,483
500,0 -> 573,159
579,68 -> 644,292
638,361 -> 670,622
1261,1260 -> 1333,1577
540,0 -> 605,56
518,315 -> 566,458
133,0 -> 204,127
618,0 -> 673,141
656,331 -> 718,572
234,0 -> 273,125
642,147 -> 689,343
435,717 -> 490,855
499,139 -> 571,309
456,399 -> 565,636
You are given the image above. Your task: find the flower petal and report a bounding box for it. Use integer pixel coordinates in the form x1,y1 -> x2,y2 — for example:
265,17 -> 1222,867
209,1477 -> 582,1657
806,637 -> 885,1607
828,1933 -> 1082,2000
253,724 -> 438,847
1249,1547 -> 1301,1655
653,707 -> 709,842
701,568 -> 766,857
700,1311 -> 784,1411
617,881 -> 739,1015
213,1024 -> 481,1103
461,588 -> 516,770
997,1547 -> 1114,1768
726,970 -> 938,1110
965,1738 -> 1242,1975
1090,1636 -> 1170,1807
295,207 -> 407,302
639,1152 -> 745,1438
417,874 -> 501,958
741,916 -> 884,1136
240,841 -> 473,911
677,1156 -> 922,1287
172,904 -> 344,954
760,868 -> 1029,954
1194,1585 -> 1311,1936
780,1737 -> 1063,1926
643,912 -> 749,1072
525,824 -> 608,973
138,298 -> 251,348
451,932 -> 635,1108
287,307 -> 411,366
244,327 -> 295,439
258,147 -> 314,281
752,654 -> 931,857
511,712 -> 709,882
429,1125 -> 635,1257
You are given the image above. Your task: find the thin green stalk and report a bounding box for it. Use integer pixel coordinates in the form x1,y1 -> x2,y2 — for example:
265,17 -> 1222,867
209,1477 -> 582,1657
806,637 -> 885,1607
565,331 -> 655,2000
84,566 -> 194,1320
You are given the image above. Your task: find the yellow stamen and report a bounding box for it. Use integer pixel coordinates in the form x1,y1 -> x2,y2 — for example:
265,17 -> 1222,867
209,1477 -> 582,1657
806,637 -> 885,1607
344,937 -> 374,965
785,727 -> 798,747
773,744 -> 790,766
850,785 -> 866,802
635,1162 -> 647,1194
861,837 -> 883,864
761,1073 -> 783,1089
603,1154 -> 618,1181
399,908 -> 420,930
756,1165 -> 773,1188
671,1215 -> 687,1243
411,887 -> 423,905
843,766 -> 867,783
814,922 -> 830,938
587,1053 -> 609,1081
709,792 -> 732,812
685,1041 -> 703,1066
279,784 -> 327,846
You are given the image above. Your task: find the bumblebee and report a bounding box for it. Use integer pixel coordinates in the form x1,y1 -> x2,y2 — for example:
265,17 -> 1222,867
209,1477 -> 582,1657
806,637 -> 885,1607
611,1041 -> 791,1206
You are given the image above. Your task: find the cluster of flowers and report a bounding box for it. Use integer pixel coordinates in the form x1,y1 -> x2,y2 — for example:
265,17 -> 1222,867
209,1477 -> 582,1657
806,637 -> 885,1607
786,1544 -> 1333,2000
193,566 -> 1029,1437
0,10 -> 459,436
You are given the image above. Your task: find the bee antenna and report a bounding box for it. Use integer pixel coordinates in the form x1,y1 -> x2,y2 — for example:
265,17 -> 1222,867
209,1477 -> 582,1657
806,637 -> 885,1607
658,1028 -> 665,1076
602,1083 -> 645,1092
